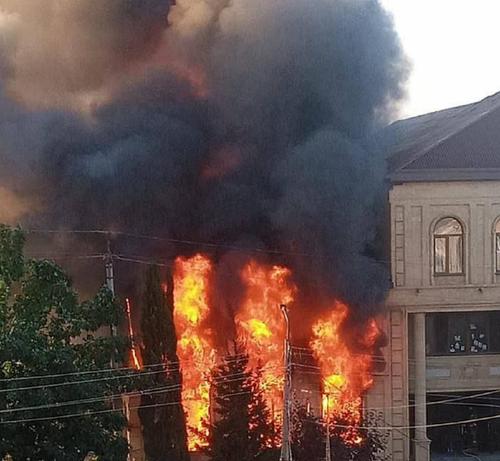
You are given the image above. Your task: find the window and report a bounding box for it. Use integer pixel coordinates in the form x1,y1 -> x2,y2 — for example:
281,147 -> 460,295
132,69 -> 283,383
434,218 -> 463,274
495,220 -> 500,273
426,311 -> 500,355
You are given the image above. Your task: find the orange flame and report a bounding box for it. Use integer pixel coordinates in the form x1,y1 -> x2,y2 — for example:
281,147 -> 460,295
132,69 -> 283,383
125,297 -> 142,370
173,254 -> 216,450
236,261 -> 296,437
310,301 -> 381,445
169,254 -> 380,450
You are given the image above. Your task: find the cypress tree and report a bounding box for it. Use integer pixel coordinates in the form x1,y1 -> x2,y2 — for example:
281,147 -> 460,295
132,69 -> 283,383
202,347 -> 277,461
139,265 -> 189,461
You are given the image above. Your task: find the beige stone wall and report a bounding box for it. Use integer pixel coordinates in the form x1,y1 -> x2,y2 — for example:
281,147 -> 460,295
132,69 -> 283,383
389,181 -> 500,289
369,180 -> 500,461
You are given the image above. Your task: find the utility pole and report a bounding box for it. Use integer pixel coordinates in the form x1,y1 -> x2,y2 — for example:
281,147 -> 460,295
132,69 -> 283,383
325,393 -> 332,461
105,236 -> 118,370
279,304 -> 293,461
105,237 -> 117,336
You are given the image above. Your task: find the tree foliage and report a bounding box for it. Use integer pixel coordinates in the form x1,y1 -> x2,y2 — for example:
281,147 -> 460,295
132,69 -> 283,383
138,265 -> 189,461
0,225 -> 130,460
291,403 -> 390,461
200,348 -> 278,461
291,404 -> 326,461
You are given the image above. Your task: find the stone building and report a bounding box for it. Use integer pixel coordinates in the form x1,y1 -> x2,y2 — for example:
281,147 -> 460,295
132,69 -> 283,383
368,91 -> 500,460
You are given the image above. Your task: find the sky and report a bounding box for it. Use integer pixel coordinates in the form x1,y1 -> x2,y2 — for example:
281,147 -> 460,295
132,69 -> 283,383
382,0 -> 500,119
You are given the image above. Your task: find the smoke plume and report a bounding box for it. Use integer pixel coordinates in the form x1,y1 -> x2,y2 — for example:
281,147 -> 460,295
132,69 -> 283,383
0,0 -> 407,322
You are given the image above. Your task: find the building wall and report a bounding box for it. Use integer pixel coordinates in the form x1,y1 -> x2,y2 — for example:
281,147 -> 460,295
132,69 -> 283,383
372,180 -> 500,461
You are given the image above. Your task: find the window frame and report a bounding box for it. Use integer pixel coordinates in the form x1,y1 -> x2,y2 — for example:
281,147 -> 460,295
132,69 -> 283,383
495,220 -> 500,274
433,217 -> 464,276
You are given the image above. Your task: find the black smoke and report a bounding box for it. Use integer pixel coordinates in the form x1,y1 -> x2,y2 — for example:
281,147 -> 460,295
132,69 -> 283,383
0,0 -> 408,324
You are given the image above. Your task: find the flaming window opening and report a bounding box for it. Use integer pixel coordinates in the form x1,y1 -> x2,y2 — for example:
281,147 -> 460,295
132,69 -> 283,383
171,254 -> 381,450
311,301 -> 381,445
235,261 -> 297,436
173,254 -> 216,450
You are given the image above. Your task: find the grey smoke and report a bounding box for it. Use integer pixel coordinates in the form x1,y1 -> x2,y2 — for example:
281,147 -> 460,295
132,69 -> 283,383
0,0 -> 408,321
0,0 -> 174,106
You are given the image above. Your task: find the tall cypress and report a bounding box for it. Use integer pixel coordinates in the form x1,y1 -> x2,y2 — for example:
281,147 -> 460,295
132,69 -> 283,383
139,265 -> 189,461
201,346 -> 277,461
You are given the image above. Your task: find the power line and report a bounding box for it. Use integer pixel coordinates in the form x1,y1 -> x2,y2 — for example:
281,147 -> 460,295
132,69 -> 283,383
26,229 -> 310,258
0,352 -> 260,384
0,369 -> 268,416
0,365 -> 281,396
0,389 -> 257,425
5,390 -> 500,432
0,383 -> 182,415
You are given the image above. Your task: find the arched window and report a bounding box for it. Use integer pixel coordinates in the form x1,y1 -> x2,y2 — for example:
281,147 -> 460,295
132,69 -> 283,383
495,221 -> 500,273
434,218 -> 463,274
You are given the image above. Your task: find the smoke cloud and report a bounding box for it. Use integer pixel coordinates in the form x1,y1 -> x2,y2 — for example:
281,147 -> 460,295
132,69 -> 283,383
0,0 -> 407,323
0,0 -> 174,107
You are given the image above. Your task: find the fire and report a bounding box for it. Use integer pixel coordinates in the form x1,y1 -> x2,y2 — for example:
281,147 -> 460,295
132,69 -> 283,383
125,297 -> 142,370
173,254 -> 216,450
236,261 -> 296,434
169,254 -> 380,451
310,301 -> 381,444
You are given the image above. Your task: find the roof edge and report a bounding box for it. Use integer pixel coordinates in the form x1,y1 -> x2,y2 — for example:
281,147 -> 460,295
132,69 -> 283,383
389,168 -> 500,184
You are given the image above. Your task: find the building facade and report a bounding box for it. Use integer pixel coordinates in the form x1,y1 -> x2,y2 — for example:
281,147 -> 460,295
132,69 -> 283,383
369,92 -> 500,460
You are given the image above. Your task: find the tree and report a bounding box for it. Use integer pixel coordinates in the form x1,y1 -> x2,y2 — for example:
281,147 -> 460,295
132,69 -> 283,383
291,404 -> 326,461
328,410 -> 390,461
200,348 -> 277,461
291,402 -> 390,461
138,265 -> 189,461
0,225 -> 130,460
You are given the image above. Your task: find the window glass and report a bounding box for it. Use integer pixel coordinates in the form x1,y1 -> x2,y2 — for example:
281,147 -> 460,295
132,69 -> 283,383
427,312 -> 500,355
468,314 -> 488,353
435,217 -> 463,235
448,314 -> 467,354
433,218 -> 463,274
434,237 -> 446,273
449,235 -> 463,273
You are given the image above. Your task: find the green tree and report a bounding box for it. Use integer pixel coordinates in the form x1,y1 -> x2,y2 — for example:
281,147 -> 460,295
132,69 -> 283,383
0,225 -> 129,460
291,402 -> 390,461
138,265 -> 189,461
328,410 -> 390,461
201,348 -> 277,461
291,404 -> 326,461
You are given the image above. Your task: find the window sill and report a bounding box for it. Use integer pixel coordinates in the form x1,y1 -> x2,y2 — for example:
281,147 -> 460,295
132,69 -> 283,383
427,352 -> 500,357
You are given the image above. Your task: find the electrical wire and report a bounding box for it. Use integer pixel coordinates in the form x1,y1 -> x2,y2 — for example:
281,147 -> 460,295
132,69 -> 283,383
0,364 -> 268,393
0,352 -> 260,383
0,383 -> 182,415
0,369 -> 269,416
26,229 -> 310,258
0,386 -> 266,425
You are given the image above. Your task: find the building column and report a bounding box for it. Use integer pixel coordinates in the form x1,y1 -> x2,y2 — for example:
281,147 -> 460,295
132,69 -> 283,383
414,312 -> 430,461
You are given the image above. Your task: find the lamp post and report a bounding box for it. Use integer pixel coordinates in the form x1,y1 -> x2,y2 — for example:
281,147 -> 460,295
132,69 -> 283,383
279,304 -> 293,461
325,393 -> 332,461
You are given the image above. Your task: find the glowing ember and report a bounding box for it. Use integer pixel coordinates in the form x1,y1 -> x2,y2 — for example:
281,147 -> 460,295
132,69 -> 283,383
173,254 -> 216,450
125,297 -> 141,370
310,301 -> 381,445
236,261 -> 296,436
